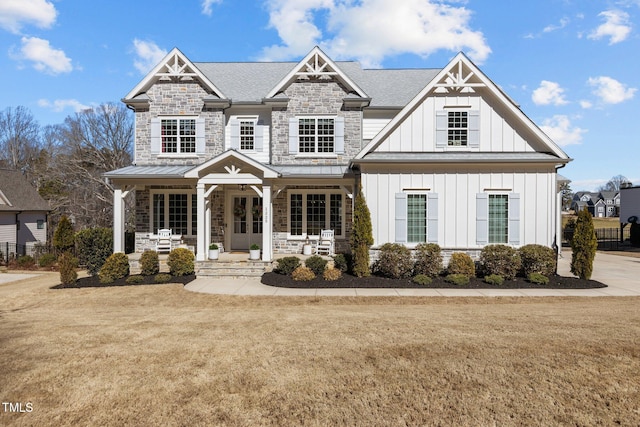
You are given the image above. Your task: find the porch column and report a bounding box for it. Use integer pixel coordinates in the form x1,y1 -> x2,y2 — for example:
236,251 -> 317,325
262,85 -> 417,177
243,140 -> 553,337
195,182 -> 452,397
205,197 -> 211,254
262,184 -> 272,261
113,186 -> 125,253
196,182 -> 206,261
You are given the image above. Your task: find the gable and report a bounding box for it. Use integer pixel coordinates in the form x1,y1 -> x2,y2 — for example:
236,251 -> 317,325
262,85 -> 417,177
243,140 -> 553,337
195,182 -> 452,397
354,53 -> 570,163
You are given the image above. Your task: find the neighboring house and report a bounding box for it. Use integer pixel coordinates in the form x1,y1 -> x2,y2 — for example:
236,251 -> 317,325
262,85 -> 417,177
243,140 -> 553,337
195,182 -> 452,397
571,191 -> 620,217
0,169 -> 49,252
105,47 -> 570,262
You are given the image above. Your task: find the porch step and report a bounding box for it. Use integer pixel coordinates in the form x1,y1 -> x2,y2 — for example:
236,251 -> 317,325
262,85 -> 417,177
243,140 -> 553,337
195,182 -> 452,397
195,260 -> 272,278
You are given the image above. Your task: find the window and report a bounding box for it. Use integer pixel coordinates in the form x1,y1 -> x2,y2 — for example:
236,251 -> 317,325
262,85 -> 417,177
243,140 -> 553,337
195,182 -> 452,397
161,118 -> 196,154
447,111 -> 468,146
240,120 -> 255,150
37,219 -> 45,230
488,194 -> 508,244
299,117 -> 334,153
436,110 -> 479,148
152,192 -> 197,236
289,191 -> 343,237
407,194 -> 427,243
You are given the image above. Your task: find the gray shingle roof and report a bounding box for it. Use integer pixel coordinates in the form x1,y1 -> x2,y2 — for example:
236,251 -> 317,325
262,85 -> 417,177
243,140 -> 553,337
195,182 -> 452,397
0,169 -> 49,212
193,61 -> 439,108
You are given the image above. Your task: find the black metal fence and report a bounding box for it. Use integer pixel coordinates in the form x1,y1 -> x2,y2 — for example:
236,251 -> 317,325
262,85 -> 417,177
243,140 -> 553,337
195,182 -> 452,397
0,242 -> 52,264
563,227 -> 631,250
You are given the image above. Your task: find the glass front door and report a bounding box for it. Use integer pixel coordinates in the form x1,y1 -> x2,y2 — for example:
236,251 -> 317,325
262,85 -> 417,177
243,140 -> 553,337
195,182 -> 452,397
230,195 -> 262,250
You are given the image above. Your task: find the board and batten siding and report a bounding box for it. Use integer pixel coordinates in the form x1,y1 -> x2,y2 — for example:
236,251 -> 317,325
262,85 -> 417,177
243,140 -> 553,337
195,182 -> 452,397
361,166 -> 556,249
373,95 -> 538,153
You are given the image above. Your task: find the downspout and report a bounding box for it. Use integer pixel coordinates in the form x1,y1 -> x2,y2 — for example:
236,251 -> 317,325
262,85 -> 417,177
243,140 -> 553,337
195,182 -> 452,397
15,211 -> 22,256
554,163 -> 567,274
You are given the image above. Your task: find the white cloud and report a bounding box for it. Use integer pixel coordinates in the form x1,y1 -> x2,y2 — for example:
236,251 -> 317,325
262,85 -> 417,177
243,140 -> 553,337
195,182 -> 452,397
13,36 -> 73,74
588,76 -> 636,104
260,0 -> 491,67
543,17 -> 569,33
0,0 -> 57,34
132,39 -> 168,74
201,0 -> 222,16
579,100 -> 593,109
532,81 -> 569,106
540,115 -> 587,146
588,10 -> 631,44
38,98 -> 91,113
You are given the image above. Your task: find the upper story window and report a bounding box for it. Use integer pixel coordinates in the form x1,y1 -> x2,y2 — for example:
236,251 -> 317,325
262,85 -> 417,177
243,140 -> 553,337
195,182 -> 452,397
229,117 -> 262,152
436,109 -> 479,149
240,120 -> 255,150
161,118 -> 196,153
289,116 -> 345,156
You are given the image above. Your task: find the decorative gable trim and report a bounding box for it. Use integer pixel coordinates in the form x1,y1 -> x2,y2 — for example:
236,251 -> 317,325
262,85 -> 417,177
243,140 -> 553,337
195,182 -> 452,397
124,48 -> 227,102
265,46 -> 368,99
353,52 -> 570,162
184,149 -> 279,179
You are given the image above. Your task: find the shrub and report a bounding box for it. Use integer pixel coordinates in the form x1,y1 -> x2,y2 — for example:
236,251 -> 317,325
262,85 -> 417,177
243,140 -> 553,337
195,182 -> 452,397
479,244 -> 521,280
209,243 -> 218,250
167,248 -> 194,276
413,243 -> 443,277
126,275 -> 145,285
305,255 -> 327,276
350,190 -> 373,277
75,227 -> 113,276
250,243 -> 260,250
139,250 -> 160,276
58,252 -> 78,285
519,244 -> 556,277
571,209 -> 597,280
527,273 -> 549,285
447,252 -> 476,277
275,256 -> 301,275
99,252 -> 130,284
332,253 -> 350,273
38,253 -> 58,268
412,274 -> 433,286
292,266 -> 315,281
323,267 -> 342,281
375,243 -> 413,279
154,273 -> 173,283
445,274 -> 470,286
484,274 -> 504,286
16,255 -> 35,269
53,215 -> 75,254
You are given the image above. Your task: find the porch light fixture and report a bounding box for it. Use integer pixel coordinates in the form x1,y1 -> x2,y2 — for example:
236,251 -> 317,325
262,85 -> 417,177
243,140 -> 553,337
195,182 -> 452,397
238,184 -> 246,191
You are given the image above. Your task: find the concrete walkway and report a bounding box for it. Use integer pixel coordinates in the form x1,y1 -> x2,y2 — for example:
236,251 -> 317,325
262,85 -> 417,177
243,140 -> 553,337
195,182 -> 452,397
185,251 -> 640,297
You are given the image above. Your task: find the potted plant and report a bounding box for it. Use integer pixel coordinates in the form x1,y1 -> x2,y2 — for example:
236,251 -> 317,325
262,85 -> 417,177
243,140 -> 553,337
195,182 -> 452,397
249,243 -> 260,260
208,243 -> 219,260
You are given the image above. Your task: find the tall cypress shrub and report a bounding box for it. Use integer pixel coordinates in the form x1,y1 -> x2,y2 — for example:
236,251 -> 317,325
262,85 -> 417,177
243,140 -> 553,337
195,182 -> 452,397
53,215 -> 75,254
350,187 -> 373,277
570,209 -> 598,280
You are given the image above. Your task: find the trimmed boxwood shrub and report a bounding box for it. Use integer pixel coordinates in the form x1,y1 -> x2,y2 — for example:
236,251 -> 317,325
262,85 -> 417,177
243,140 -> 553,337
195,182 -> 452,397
323,267 -> 342,281
58,252 -> 78,285
126,275 -> 144,285
332,253 -> 350,273
38,253 -> 57,268
75,227 -> 113,276
413,243 -> 443,277
16,255 -> 35,269
99,252 -> 130,284
479,244 -> 521,280
275,256 -> 301,275
519,244 -> 556,277
447,252 -> 475,277
484,274 -> 505,286
154,273 -> 172,283
139,250 -> 159,276
292,266 -> 315,281
412,274 -> 433,286
445,274 -> 470,286
305,255 -> 327,276
375,243 -> 413,279
167,248 -> 194,276
527,272 -> 550,285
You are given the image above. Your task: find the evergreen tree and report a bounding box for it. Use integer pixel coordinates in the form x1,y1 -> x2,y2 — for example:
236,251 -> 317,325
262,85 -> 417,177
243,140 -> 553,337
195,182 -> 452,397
350,187 -> 373,277
53,215 -> 75,254
570,209 -> 598,280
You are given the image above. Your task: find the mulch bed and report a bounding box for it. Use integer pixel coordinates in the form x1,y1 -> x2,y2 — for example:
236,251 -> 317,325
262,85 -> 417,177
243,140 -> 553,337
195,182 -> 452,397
261,272 -> 607,289
52,274 -> 196,289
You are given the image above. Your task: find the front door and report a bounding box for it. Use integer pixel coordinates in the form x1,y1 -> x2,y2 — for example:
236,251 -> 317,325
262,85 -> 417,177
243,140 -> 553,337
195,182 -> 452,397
230,195 -> 263,251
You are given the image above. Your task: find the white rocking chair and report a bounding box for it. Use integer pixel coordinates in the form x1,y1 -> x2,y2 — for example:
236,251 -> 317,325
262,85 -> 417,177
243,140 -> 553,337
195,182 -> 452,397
155,228 -> 173,253
315,229 -> 335,256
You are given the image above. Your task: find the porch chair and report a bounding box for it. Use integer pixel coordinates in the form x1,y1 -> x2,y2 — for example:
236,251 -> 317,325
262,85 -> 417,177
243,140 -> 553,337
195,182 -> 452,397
155,228 -> 173,253
315,229 -> 335,256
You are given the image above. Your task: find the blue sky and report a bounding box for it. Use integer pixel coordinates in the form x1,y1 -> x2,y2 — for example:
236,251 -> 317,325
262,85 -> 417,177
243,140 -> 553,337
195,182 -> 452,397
1,0 -> 638,191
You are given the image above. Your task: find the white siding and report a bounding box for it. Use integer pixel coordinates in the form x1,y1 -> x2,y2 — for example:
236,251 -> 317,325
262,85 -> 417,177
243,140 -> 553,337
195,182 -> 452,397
362,166 -> 556,249
225,114 -> 270,164
0,213 -> 15,244
362,118 -> 391,140
373,95 -> 538,154
18,212 -> 47,245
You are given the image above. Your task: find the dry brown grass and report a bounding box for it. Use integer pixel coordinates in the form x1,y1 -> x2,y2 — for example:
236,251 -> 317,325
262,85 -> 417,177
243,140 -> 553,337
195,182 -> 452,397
1,276 -> 639,426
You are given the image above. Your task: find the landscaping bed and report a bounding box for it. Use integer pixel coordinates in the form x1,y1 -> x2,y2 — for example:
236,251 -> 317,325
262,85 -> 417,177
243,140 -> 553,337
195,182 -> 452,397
261,272 -> 606,289
52,274 -> 196,289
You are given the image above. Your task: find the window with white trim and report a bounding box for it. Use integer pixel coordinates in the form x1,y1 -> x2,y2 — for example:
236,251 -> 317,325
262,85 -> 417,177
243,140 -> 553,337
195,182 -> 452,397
447,111 -> 468,146
161,118 -> 196,154
488,194 -> 508,244
407,194 -> 427,243
289,191 -> 343,237
240,120 -> 255,150
151,191 -> 197,236
299,117 -> 334,153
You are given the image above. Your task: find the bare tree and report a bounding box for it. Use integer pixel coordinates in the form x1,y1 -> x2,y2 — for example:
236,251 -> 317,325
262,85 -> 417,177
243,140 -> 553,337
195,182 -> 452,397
599,175 -> 632,192
0,106 -> 40,171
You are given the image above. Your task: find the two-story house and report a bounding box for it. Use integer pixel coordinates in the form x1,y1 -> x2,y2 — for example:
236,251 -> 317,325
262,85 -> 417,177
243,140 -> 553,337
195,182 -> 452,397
105,47 -> 570,263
